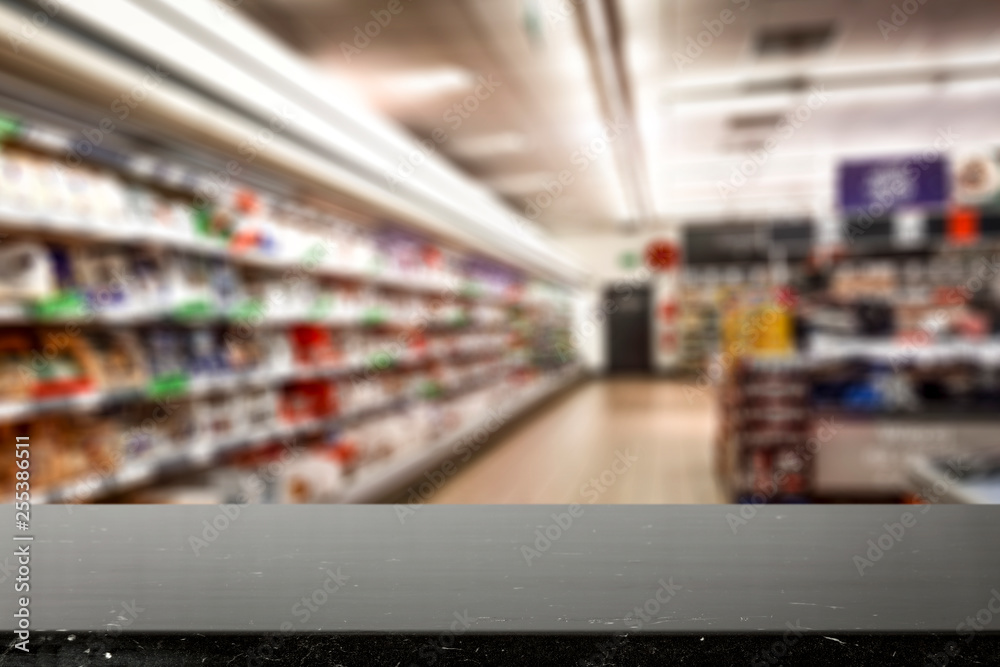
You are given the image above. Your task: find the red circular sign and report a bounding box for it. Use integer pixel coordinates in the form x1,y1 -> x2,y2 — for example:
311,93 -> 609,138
645,241 -> 680,271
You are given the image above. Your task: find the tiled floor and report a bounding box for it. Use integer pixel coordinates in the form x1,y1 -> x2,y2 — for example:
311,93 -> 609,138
428,377 -> 725,504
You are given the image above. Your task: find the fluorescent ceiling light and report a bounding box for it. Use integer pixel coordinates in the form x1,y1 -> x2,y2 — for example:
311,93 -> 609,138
376,67 -> 476,97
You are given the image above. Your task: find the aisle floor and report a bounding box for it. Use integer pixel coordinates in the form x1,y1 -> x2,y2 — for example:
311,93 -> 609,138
427,378 -> 725,504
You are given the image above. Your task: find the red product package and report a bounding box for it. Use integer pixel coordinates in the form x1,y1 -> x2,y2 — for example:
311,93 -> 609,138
289,326 -> 341,367
281,381 -> 337,423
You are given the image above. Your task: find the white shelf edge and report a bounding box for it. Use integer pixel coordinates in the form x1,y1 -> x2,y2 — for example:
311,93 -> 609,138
339,367 -> 585,503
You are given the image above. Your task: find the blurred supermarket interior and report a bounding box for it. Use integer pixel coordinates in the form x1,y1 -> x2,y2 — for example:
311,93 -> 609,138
2,0 -> 1000,505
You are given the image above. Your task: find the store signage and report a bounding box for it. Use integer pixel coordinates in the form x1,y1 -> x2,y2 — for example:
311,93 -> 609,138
644,240 -> 680,271
947,207 -> 979,245
838,156 -> 948,212
953,152 -> 1000,205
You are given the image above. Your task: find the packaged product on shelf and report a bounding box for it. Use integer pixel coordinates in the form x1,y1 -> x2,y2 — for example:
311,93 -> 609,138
70,246 -> 135,313
0,332 -> 35,403
274,454 -> 345,503
0,149 -> 47,218
188,328 -> 229,376
154,401 -> 201,452
326,437 -> 360,474
27,331 -> 100,400
194,394 -> 238,441
0,242 -> 57,306
112,403 -> 159,461
147,327 -> 189,384
285,275 -> 320,319
339,221 -> 377,272
221,325 -> 269,374
0,424 -> 17,497
229,189 -> 279,256
290,325 -> 341,368
35,157 -> 82,225
208,257 -> 243,312
127,187 -> 195,240
29,416 -> 79,492
161,254 -> 210,312
236,387 -> 279,435
281,380 -> 337,423
192,197 -> 238,243
30,415 -> 114,493
76,167 -> 130,228
237,269 -> 288,320
83,330 -> 148,391
268,208 -> 313,262
77,414 -> 119,480
263,330 -> 294,374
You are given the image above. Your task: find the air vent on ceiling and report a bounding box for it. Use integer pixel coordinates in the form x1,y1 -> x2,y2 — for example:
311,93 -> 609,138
754,23 -> 835,56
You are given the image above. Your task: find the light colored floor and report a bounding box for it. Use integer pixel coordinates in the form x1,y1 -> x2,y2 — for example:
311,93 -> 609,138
428,377 -> 726,504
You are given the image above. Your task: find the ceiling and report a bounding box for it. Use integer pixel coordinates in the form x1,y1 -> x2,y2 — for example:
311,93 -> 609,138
238,0 -> 629,235
623,0 -> 1000,224
239,0 -> 1000,233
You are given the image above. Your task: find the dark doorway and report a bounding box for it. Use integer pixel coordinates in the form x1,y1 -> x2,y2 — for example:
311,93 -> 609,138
605,283 -> 651,374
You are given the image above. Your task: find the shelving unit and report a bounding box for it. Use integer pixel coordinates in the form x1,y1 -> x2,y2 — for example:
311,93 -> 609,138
0,4 -> 587,505
710,231 -> 1000,502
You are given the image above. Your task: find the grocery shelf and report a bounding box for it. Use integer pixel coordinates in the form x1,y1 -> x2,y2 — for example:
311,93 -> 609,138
0,213 -> 501,300
34,365 -> 566,504
0,345 -> 514,425
341,366 -> 584,503
808,336 -> 1000,364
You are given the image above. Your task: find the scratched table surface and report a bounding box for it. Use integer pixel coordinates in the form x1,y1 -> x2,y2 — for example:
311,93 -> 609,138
2,505 -> 999,633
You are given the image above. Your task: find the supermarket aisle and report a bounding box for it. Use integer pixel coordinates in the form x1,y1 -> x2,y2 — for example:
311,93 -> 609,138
428,378 -> 724,504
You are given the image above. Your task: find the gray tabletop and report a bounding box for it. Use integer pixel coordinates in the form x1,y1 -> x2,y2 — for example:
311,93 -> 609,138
3,505 -> 999,633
